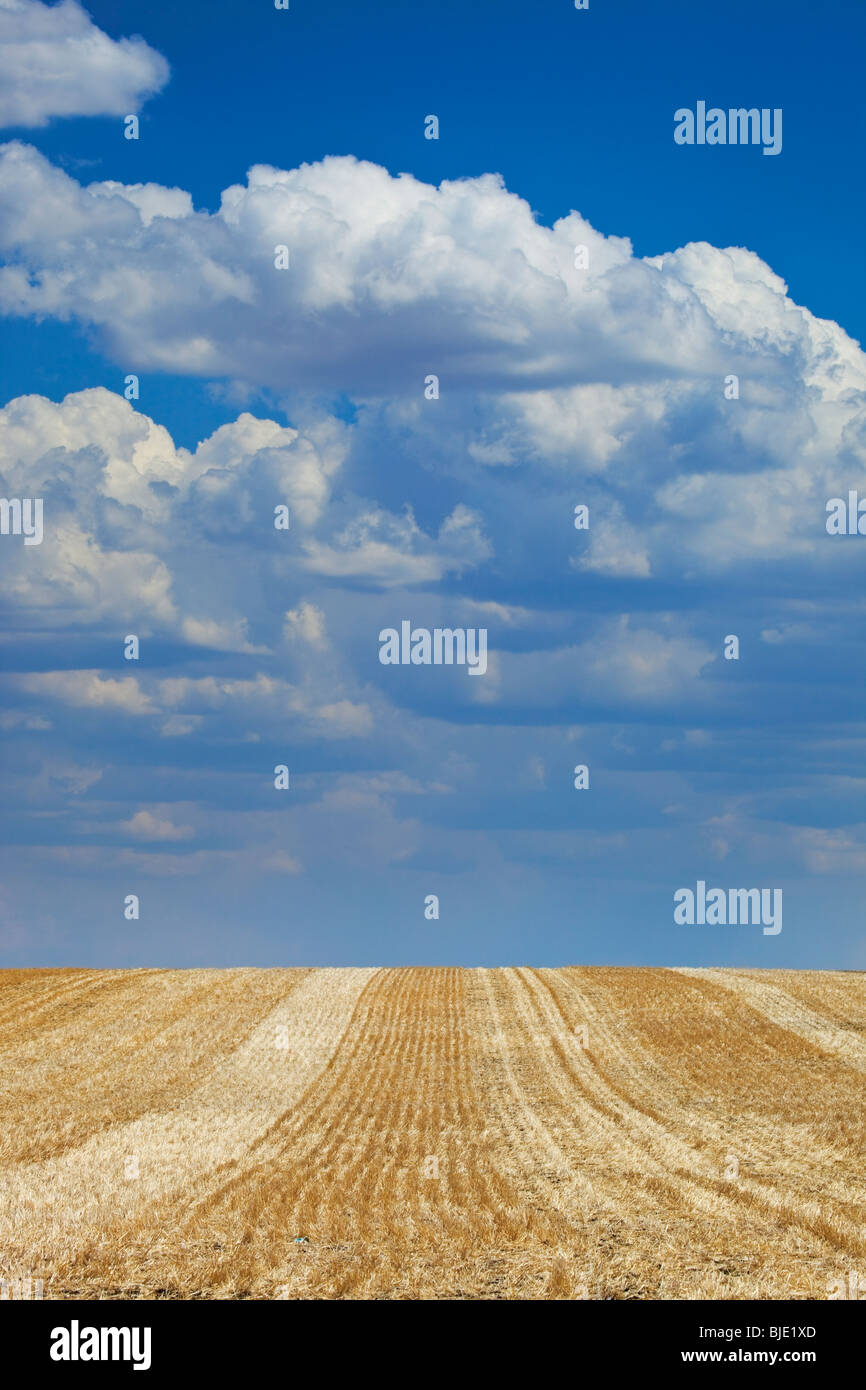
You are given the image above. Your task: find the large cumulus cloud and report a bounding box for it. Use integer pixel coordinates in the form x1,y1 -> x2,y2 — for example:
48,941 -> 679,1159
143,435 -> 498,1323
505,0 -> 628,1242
1,142 -> 863,585
1,148 -> 865,922
5,142 -> 862,399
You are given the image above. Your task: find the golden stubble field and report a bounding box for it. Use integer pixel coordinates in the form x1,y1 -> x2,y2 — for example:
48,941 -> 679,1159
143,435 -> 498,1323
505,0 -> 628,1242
0,966 -> 863,1300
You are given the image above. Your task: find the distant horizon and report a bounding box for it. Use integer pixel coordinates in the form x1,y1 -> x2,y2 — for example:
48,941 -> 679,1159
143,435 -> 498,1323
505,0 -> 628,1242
6,963 -> 863,973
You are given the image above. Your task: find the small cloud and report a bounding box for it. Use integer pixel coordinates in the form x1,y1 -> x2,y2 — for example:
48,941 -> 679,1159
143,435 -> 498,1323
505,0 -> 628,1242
17,671 -> 154,715
181,616 -> 267,654
160,715 -> 203,737
302,505 -> 490,587
0,710 -> 51,730
262,851 -> 303,874
526,757 -> 546,787
284,600 -> 327,648
0,0 -> 170,128
797,827 -> 866,874
120,809 -> 194,842
316,700 -> 374,737
572,506 -> 651,578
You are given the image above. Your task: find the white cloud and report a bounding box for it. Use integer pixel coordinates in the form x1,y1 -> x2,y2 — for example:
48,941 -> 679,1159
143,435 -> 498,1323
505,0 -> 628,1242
0,1 -> 169,128
0,148 -> 863,585
1,521 -> 178,623
0,146 -> 760,389
0,710 -> 51,730
301,504 -> 491,586
180,616 -> 267,655
460,600 -> 534,626
572,503 -> 651,578
152,672 -> 375,741
487,618 -> 715,709
120,809 -> 194,842
37,759 -> 101,795
159,715 -> 202,738
0,144 -> 862,417
316,700 -> 374,737
796,826 -> 866,875
283,601 -> 327,648
89,180 -> 192,225
15,670 -> 154,714
261,850 -> 303,874
0,388 -> 345,634
1,139 -> 864,908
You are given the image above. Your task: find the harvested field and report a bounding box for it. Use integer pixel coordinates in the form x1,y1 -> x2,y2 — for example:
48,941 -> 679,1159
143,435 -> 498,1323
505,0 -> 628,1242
0,966 -> 863,1300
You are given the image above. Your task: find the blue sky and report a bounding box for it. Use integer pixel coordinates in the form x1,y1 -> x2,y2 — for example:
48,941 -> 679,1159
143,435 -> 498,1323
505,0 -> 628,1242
0,0 -> 864,967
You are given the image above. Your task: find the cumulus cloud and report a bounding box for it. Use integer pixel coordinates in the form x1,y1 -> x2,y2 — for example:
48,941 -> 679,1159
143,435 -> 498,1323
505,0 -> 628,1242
5,659 -> 376,746
0,388 -> 347,631
180,616 -> 267,655
156,672 -> 374,740
572,503 -> 652,578
36,759 -> 101,796
796,827 -> 866,875
261,850 -> 303,874
301,504 -> 491,586
484,618 -> 716,711
120,809 -> 194,842
0,710 -> 52,730
0,1 -> 169,127
1,146 -> 865,918
15,670 -> 155,714
0,146 -> 863,584
283,601 -> 327,648
0,144 -> 823,393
